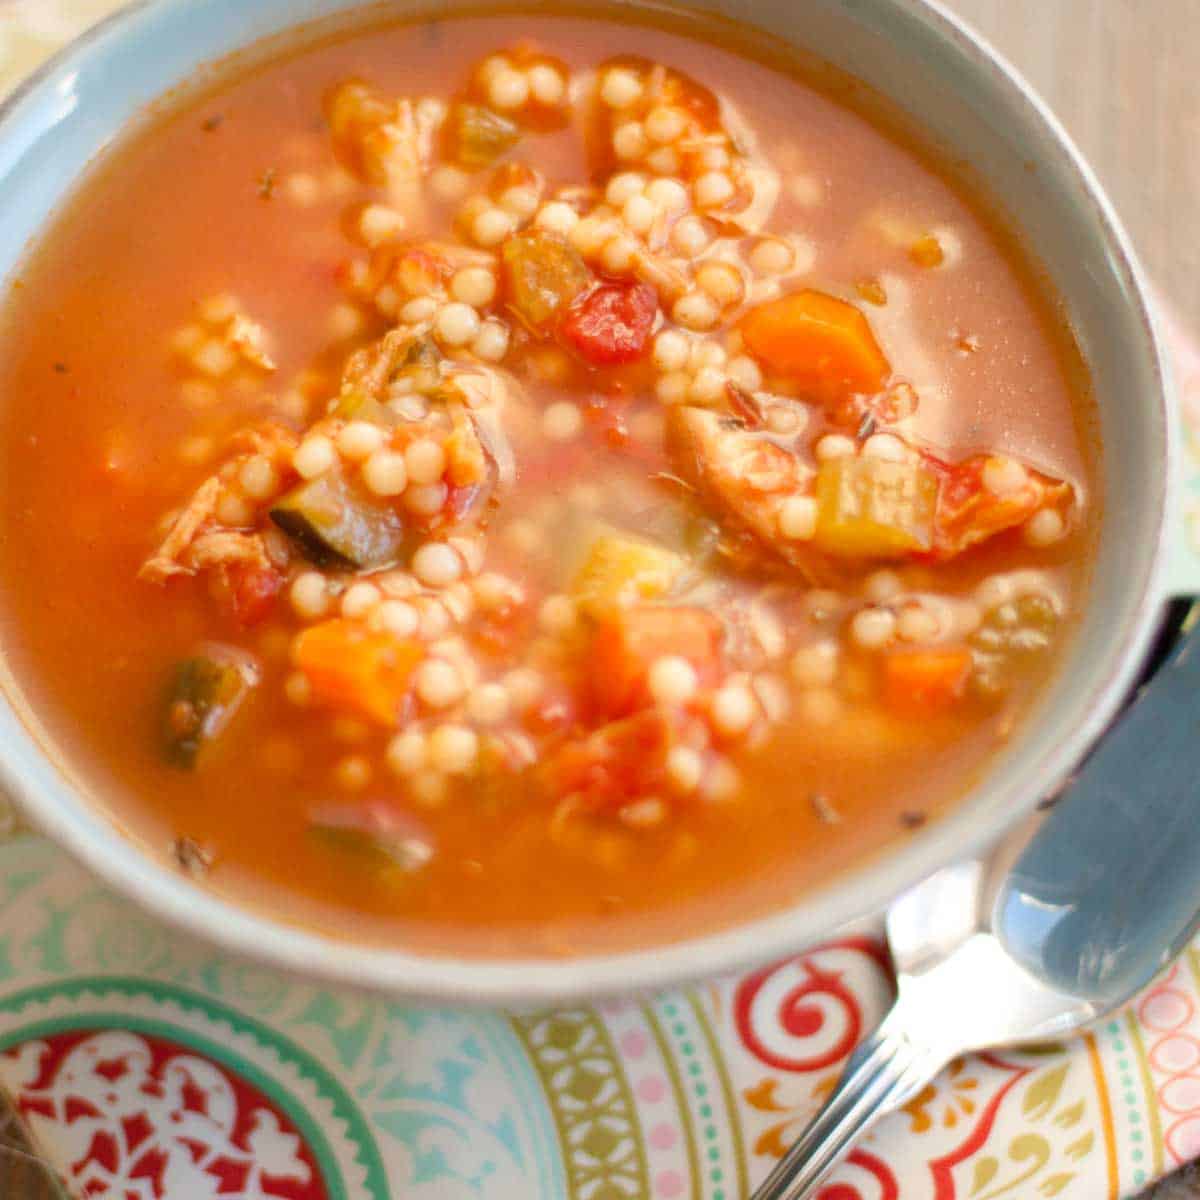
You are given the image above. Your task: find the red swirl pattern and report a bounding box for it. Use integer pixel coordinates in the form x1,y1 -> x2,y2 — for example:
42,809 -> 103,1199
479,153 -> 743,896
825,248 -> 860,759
817,1149 -> 900,1200
734,938 -> 892,1073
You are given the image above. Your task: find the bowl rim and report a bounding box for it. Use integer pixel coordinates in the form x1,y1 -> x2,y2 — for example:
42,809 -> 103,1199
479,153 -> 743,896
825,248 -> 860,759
0,0 -> 1175,1004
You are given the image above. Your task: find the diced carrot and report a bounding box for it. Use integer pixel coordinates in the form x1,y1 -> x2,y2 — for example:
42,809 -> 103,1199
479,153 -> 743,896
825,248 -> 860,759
740,289 -> 890,399
292,619 -> 422,726
881,647 -> 973,713
590,606 -> 723,716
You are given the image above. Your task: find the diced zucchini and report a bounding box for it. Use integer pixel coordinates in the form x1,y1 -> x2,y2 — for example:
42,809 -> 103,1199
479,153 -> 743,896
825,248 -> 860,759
271,471 -> 406,569
163,646 -> 259,768
813,457 -> 938,558
571,531 -> 686,618
500,231 -> 590,332
449,103 -> 520,168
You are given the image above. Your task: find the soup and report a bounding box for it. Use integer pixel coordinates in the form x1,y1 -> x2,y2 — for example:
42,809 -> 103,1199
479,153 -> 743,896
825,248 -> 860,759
0,10 -> 1097,957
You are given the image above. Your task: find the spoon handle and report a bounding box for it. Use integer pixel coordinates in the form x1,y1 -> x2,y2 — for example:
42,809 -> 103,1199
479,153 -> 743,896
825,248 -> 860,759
751,1014 -> 939,1199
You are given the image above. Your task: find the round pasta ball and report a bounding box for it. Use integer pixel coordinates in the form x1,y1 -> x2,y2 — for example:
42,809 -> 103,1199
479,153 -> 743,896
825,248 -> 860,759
429,724 -> 479,775
647,656 -> 699,706
405,439 -> 447,485
386,730 -> 427,777
528,63 -> 566,106
293,435 -> 336,480
337,421 -> 384,461
362,450 -> 408,497
412,543 -> 463,588
450,266 -> 497,308
435,301 -> 482,347
488,68 -> 529,111
416,659 -> 466,709
601,67 -> 643,109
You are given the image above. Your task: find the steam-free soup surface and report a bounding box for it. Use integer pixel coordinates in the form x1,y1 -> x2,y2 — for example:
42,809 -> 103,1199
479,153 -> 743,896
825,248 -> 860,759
0,13 -> 1097,956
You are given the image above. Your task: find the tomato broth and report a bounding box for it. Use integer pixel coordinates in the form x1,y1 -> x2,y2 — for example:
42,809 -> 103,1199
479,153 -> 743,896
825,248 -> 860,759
0,10 -> 1098,957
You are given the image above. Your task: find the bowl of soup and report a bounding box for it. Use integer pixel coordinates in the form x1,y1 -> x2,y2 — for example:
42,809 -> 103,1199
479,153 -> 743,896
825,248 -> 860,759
0,0 -> 1171,1001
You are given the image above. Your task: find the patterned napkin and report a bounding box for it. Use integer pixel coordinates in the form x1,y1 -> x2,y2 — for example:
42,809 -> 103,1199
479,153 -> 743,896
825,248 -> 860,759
2,4 -> 1200,1198
0,835 -> 1196,1200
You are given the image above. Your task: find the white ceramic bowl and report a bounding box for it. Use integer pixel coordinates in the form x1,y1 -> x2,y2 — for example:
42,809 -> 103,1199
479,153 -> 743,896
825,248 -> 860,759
0,0 -> 1175,1003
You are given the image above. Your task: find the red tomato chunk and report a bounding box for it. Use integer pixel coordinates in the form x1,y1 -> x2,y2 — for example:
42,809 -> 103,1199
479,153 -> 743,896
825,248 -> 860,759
561,281 -> 658,366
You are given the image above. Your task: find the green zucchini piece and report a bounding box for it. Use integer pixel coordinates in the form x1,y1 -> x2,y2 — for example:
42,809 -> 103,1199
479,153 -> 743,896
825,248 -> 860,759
164,645 -> 259,768
271,471 -> 406,568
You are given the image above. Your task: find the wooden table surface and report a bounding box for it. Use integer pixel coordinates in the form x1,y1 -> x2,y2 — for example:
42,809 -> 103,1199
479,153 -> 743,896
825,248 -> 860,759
946,0 -> 1200,327
1,1 -> 1198,1196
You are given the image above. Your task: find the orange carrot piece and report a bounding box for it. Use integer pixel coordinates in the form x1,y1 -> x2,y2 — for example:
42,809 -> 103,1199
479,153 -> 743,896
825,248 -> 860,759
590,606 -> 723,716
292,619 -> 422,726
740,289 -> 890,399
882,647 -> 973,713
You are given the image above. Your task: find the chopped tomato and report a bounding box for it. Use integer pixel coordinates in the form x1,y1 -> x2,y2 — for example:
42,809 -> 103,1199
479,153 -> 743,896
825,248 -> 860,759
561,281 -> 657,366
590,606 -> 723,716
541,710 -> 675,812
216,562 -> 283,628
292,620 -> 423,725
740,289 -> 890,400
882,647 -> 973,713
923,452 -> 1072,560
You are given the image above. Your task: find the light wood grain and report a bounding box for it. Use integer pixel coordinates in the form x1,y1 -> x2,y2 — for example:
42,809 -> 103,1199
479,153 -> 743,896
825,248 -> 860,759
944,0 -> 1200,323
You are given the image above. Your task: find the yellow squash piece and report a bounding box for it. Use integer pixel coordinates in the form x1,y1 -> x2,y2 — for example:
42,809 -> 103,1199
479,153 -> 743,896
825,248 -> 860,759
814,457 -> 938,558
571,533 -> 686,618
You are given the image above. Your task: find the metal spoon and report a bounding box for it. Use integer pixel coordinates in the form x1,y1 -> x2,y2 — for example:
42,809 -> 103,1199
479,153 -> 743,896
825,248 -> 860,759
753,615 -> 1200,1200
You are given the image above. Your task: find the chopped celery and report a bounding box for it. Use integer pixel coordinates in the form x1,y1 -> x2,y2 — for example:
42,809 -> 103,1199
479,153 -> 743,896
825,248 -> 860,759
500,231 -> 590,332
449,103 -> 520,168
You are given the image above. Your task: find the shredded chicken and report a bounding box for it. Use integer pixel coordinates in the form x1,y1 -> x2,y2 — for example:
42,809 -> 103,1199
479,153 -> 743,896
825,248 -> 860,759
341,323 -> 431,400
670,405 -> 815,570
139,477 -> 221,583
232,422 -> 300,460
187,531 -> 272,572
